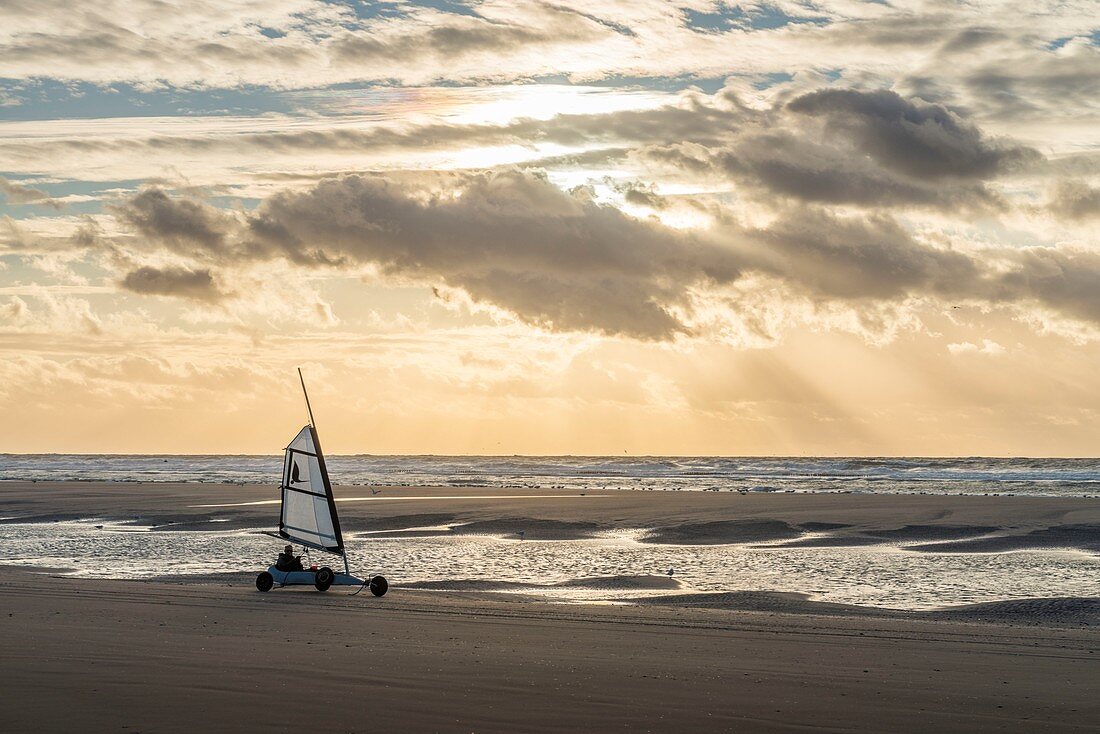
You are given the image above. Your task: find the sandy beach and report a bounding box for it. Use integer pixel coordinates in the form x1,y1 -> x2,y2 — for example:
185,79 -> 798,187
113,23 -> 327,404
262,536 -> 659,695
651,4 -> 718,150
2,566 -> 1098,733
2,481 -> 1099,731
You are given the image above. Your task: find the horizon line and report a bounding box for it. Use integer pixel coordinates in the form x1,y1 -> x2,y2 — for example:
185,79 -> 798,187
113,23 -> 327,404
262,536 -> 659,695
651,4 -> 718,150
2,452 -> 1098,460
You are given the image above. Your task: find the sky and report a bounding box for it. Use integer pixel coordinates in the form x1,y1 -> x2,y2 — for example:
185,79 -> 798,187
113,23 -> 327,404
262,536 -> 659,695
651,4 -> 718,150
1,0 -> 1099,456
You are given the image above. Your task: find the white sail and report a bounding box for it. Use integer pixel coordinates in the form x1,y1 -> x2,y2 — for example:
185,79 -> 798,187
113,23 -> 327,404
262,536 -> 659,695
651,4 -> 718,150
279,424 -> 344,553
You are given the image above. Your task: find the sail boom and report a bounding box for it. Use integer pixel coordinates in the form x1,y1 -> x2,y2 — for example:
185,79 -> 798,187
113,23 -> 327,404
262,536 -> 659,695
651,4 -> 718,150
276,529 -> 343,555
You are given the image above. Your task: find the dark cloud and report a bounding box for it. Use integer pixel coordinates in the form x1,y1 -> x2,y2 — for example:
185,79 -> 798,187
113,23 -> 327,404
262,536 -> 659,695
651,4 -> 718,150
741,208 -> 981,301
939,28 -> 1007,54
675,130 -> 1005,212
990,247 -> 1100,325
244,170 -> 742,338
119,265 -> 227,302
1048,180 -> 1100,221
108,172 -> 743,337
608,87 -> 1039,214
109,170 -> 1100,339
589,87 -> 1034,214
786,89 -> 1039,180
743,207 -> 1100,328
613,181 -> 670,210
111,188 -> 237,256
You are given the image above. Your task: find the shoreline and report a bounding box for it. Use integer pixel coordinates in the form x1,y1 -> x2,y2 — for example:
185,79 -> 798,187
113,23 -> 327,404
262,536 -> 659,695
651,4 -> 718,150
2,481 -> 1098,619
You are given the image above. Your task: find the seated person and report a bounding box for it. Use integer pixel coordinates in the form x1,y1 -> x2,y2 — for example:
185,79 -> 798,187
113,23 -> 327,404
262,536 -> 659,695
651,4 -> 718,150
275,544 -> 304,572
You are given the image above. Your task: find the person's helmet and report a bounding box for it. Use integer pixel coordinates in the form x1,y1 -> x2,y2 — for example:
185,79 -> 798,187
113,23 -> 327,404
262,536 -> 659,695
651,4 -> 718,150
284,545 -> 292,553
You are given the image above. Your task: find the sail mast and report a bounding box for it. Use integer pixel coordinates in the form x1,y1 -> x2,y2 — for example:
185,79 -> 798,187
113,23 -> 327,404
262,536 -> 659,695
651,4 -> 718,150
298,367 -> 316,428
292,368 -> 350,575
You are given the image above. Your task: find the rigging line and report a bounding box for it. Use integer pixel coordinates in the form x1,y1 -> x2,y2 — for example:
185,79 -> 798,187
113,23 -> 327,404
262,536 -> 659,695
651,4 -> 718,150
298,367 -> 316,429
349,571 -> 374,596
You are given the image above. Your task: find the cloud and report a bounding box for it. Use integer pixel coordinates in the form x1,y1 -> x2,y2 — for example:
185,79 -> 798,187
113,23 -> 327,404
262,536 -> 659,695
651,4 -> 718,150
111,188 -> 238,256
0,94 -> 734,172
636,88 -> 1033,213
739,207 -> 981,301
1048,180 -> 1100,221
958,39 -> 1100,125
329,6 -> 604,65
1,295 -> 31,323
657,131 -> 1006,212
105,169 -> 1100,342
244,170 -> 743,339
118,265 -> 228,302
0,83 -> 1053,222
103,171 -> 741,337
616,182 -> 670,210
948,339 -> 1005,356
0,177 -> 63,209
0,289 -> 106,335
990,246 -> 1100,326
0,0 -> 1095,160
786,89 -> 1040,180
0,0 -> 615,89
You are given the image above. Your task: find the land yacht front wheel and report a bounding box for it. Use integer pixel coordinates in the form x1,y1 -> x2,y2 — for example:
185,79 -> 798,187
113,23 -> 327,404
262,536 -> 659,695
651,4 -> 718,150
369,575 -> 388,597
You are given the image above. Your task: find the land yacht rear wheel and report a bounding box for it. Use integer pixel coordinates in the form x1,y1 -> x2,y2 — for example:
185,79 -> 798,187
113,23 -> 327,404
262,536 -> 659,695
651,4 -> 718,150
256,572 -> 274,592
315,567 -> 334,591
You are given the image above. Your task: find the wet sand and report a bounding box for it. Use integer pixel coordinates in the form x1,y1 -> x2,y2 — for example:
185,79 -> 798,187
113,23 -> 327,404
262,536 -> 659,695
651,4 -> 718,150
3,480 -> 1099,552
2,567 -> 1098,733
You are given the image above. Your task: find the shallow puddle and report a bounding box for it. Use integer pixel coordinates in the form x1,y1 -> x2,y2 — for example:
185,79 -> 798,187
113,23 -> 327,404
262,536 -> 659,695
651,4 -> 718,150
1,520 -> 1097,611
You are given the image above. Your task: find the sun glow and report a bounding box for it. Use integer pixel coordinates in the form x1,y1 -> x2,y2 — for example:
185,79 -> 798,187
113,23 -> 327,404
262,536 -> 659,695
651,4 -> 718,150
428,84 -> 674,126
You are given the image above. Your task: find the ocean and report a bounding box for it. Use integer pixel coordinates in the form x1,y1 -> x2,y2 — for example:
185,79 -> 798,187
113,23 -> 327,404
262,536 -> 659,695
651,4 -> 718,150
3,454 -> 1100,496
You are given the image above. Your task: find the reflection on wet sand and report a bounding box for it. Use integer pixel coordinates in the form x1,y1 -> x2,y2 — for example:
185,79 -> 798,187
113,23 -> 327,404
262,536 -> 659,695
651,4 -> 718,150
1,519 -> 1097,612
